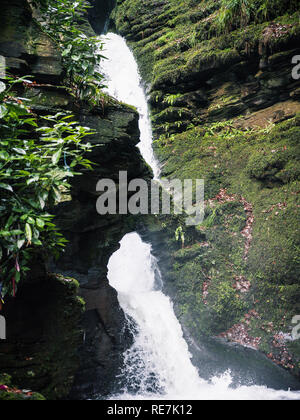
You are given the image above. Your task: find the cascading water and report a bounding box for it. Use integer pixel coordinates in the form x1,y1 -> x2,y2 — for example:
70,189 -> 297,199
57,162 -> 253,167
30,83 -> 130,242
107,234 -> 300,400
100,32 -> 300,400
108,233 -> 205,399
100,33 -> 160,179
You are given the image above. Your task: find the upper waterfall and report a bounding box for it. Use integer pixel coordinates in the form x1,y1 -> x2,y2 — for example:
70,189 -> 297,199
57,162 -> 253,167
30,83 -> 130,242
99,32 -> 161,179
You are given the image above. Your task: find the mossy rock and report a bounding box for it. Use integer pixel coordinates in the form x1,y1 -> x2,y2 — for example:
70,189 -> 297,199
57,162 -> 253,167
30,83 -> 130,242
0,374 -> 45,400
0,274 -> 85,400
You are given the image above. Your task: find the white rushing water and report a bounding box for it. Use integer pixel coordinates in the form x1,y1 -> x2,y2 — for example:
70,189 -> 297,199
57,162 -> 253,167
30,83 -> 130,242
102,33 -> 300,400
100,32 -> 160,179
107,233 -> 300,400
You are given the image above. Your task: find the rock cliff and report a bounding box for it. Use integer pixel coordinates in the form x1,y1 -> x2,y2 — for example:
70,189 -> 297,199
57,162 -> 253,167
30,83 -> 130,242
0,0 -> 150,399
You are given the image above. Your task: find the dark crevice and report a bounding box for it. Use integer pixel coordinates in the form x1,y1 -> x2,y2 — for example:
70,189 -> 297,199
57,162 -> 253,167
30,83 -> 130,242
87,0 -> 116,34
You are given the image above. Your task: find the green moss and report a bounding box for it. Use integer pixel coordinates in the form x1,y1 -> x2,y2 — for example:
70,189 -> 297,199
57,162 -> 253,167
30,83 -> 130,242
113,0 -> 300,377
206,281 -> 246,332
150,114 -> 300,371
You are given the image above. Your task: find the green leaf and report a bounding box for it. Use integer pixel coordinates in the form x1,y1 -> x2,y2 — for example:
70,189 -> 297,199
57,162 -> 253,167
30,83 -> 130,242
0,81 -> 6,94
0,230 -> 22,237
12,148 -> 26,155
38,196 -> 45,210
36,218 -> 45,229
62,44 -> 72,56
17,239 -> 25,249
25,223 -> 32,242
27,176 -> 40,185
10,230 -> 23,235
32,239 -> 42,246
52,149 -> 62,165
0,183 -> 13,192
0,104 -> 8,118
6,215 -> 15,228
0,151 -> 9,160
23,118 -> 38,127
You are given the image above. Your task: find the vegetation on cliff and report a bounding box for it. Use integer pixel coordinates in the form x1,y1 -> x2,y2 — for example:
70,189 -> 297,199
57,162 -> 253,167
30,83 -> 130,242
34,0 -> 106,102
0,0 -> 146,400
112,0 -> 300,377
0,76 -> 94,298
0,0 -> 110,299
0,0 -> 106,399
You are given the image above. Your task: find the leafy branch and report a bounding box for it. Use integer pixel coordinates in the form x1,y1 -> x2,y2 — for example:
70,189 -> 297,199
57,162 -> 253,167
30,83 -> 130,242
0,77 -> 94,297
35,0 -> 106,102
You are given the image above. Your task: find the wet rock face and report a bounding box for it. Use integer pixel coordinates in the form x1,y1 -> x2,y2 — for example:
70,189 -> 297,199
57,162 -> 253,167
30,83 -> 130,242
0,274 -> 84,400
0,0 -> 150,400
88,0 -> 116,34
69,283 -> 133,399
0,0 -> 63,83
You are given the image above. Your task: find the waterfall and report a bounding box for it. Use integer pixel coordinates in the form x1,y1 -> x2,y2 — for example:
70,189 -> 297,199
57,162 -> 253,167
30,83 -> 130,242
99,33 -> 160,179
100,33 -> 300,400
108,233 -> 205,398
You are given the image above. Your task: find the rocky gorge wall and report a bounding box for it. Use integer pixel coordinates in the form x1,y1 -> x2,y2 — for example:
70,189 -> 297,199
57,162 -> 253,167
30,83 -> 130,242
54,99 -> 151,399
111,0 -> 300,380
0,0 -> 150,399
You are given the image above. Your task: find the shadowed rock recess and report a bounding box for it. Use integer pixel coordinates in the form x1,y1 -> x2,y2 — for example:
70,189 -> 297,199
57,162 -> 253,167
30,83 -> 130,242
0,0 -> 300,400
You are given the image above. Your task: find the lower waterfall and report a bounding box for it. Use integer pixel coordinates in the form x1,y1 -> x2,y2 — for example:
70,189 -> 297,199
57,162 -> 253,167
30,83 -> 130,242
107,233 -> 300,400
100,32 -> 300,400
